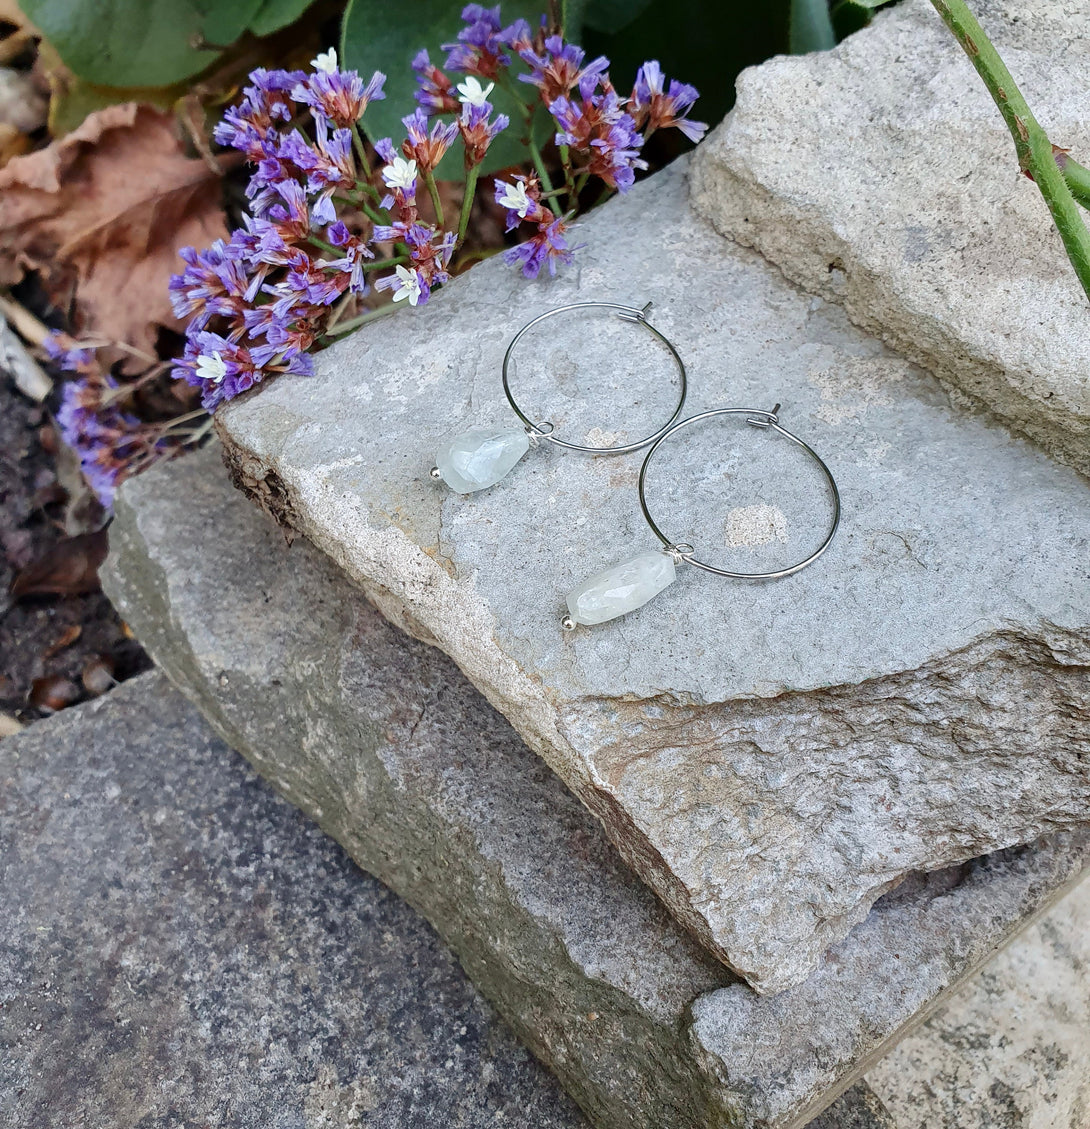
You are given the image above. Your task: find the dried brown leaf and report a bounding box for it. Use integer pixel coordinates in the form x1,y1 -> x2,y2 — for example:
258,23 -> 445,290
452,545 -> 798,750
29,674 -> 80,712
0,102 -> 228,362
10,528 -> 108,597
44,623 -> 81,658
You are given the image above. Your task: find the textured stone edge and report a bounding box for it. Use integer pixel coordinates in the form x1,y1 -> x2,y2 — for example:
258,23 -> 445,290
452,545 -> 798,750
687,62 -> 1090,479
688,842 -> 1090,1129
216,438 -> 728,981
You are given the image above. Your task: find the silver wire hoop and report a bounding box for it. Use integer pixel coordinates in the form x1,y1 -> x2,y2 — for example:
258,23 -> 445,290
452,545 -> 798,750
637,405 -> 841,580
501,301 -> 687,456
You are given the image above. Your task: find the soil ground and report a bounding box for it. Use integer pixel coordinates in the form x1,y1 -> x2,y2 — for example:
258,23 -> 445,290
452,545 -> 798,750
0,375 -> 149,721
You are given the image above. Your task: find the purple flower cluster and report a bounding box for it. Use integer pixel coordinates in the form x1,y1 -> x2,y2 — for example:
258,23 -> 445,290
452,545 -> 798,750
493,175 -> 578,277
420,7 -> 706,275
45,332 -> 159,508
172,49 -> 398,411
172,41 -> 515,411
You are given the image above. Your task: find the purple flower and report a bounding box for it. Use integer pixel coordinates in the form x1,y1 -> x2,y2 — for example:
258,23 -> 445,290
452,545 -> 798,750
172,332 -> 271,413
412,49 -> 459,115
503,218 -> 580,278
42,330 -> 96,373
213,68 -> 304,160
441,4 -> 511,79
56,374 -> 149,508
326,221 -> 375,293
402,108 -> 459,173
518,36 -> 609,104
588,117 -> 648,192
630,60 -> 707,143
291,56 -> 386,130
169,241 -> 255,330
494,175 -> 546,231
458,99 -> 509,166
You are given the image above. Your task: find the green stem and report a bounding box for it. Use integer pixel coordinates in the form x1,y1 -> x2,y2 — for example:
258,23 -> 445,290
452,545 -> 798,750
323,304 -> 403,337
458,164 -> 481,242
351,123 -> 374,180
1058,154 -> 1090,211
527,135 -> 555,194
558,142 -> 578,210
308,235 -> 341,256
362,255 -> 408,272
930,0 -> 1090,303
424,169 -> 446,226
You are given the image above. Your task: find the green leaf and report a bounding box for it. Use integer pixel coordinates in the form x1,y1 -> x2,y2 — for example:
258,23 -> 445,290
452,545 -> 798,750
250,0 -> 317,37
789,0 -> 836,53
22,0 -> 318,88
582,0 -> 656,33
22,0 -> 217,86
340,0 -> 561,178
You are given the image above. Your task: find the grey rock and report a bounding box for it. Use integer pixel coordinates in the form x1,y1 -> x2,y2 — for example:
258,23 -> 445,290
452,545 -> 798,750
0,673 -> 584,1129
867,871 -> 1090,1129
213,156 -> 1090,992
101,445 -> 1090,1129
807,1084 -> 898,1129
689,0 -> 1090,475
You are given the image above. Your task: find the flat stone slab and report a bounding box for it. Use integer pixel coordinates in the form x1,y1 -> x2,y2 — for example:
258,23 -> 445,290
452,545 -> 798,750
0,673 -> 583,1128
215,157 -> 1090,992
868,871 -> 1090,1129
690,0 -> 1090,475
101,445 -> 1090,1129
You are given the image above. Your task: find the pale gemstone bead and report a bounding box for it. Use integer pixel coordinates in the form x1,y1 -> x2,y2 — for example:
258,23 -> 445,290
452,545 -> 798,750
566,551 -> 676,626
435,427 -> 531,493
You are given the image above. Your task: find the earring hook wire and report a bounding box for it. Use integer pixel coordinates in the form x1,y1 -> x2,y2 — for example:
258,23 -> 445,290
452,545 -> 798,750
637,406 -> 842,580
501,301 -> 688,456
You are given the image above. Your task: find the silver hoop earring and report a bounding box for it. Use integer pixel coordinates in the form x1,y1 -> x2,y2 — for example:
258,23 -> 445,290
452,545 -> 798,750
562,404 -> 842,629
430,301 -> 687,493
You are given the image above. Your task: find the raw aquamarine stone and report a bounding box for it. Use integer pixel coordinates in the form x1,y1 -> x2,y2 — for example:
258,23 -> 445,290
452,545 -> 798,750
566,551 -> 676,626
435,428 -> 531,493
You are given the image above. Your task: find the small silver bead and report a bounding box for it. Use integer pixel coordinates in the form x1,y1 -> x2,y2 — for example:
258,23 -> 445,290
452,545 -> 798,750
561,614 -> 576,632
429,466 -> 442,480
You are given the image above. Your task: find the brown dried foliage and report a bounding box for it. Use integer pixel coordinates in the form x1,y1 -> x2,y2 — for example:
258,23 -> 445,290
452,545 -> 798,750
0,102 -> 228,363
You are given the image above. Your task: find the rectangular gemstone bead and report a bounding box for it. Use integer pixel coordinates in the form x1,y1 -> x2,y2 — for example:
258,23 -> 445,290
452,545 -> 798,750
566,551 -> 676,626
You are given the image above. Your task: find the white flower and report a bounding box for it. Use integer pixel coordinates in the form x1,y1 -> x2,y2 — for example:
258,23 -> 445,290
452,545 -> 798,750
382,155 -> 418,190
195,352 -> 227,384
456,76 -> 495,107
391,265 -> 423,306
495,180 -> 533,218
312,48 -> 338,74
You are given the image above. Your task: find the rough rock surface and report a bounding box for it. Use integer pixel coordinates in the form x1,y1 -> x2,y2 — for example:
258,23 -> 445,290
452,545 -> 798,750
870,873 -> 1090,1129
0,673 -> 584,1128
213,157 -> 1090,992
690,0 -> 1090,475
101,446 -> 1090,1129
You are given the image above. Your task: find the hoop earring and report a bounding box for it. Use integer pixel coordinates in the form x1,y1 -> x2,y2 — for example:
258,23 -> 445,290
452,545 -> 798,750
429,301 -> 687,493
562,404 -> 841,629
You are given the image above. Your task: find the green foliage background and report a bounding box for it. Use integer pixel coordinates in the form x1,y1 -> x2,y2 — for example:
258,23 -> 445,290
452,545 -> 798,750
25,0 -> 894,143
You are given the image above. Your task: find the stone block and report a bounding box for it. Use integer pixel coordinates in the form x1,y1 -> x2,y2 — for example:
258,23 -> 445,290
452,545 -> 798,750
101,445 -> 1090,1129
689,0 -> 1090,474
0,673 -> 583,1128
212,157 -> 1090,992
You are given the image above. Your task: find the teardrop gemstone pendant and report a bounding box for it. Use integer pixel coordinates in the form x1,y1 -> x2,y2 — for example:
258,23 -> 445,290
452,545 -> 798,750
563,551 -> 676,628
431,427 -> 531,493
